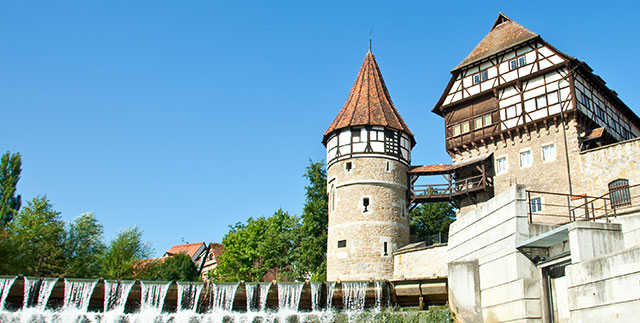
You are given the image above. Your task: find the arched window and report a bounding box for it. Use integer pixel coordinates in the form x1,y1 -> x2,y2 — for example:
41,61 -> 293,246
609,179 -> 631,209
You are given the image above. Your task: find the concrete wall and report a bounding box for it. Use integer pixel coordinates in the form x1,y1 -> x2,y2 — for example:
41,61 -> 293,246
447,185 -> 549,322
565,245 -> 640,322
393,243 -> 448,280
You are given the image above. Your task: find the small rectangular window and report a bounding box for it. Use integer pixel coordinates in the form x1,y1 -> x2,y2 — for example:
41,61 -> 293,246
542,144 -> 556,162
536,95 -> 547,108
597,107 -> 605,120
520,150 -> 532,168
474,117 -> 483,129
547,91 -> 559,105
338,240 -> 346,248
473,73 -> 480,84
530,197 -> 542,213
362,197 -> 370,212
345,162 -> 352,172
351,129 -> 361,142
453,124 -> 461,136
383,242 -> 388,256
506,105 -> 516,119
461,121 -> 470,134
518,56 -> 526,67
483,113 -> 492,126
496,157 -> 508,174
510,59 -> 517,70
481,70 -> 488,81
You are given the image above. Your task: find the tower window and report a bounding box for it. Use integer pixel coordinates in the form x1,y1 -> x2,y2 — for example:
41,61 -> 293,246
363,198 -> 370,212
383,242 -> 388,256
351,129 -> 361,142
386,161 -> 390,172
338,240 -> 346,248
345,162 -> 352,172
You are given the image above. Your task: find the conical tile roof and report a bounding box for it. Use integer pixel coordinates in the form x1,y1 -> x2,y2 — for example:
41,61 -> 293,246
323,52 -> 414,145
453,13 -> 539,71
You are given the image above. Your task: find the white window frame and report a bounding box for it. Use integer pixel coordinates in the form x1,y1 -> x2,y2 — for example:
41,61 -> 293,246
496,155 -> 508,175
542,143 -> 556,162
519,149 -> 533,168
530,197 -> 542,213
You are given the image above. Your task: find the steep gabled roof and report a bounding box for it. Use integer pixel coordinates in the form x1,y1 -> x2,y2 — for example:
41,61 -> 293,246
453,13 -> 539,71
323,52 -> 414,145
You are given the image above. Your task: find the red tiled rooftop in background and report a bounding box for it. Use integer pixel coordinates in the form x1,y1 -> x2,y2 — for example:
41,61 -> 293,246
208,243 -> 224,262
323,52 -> 414,144
453,13 -> 538,71
166,242 -> 206,258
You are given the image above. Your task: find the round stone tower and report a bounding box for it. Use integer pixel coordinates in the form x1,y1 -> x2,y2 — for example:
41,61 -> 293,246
323,51 -> 415,281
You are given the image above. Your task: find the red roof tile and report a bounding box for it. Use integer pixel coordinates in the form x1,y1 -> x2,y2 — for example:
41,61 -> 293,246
453,13 -> 539,71
165,242 -> 206,258
323,52 -> 414,144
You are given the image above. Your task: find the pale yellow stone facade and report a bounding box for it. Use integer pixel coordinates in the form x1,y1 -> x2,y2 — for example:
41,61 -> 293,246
326,157 -> 410,281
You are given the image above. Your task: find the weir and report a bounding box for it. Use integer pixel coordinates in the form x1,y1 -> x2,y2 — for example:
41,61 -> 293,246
0,276 -> 445,321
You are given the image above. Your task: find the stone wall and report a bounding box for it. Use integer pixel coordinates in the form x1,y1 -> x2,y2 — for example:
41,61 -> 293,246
326,157 -> 410,281
454,119 -> 580,219
576,138 -> 640,197
447,185 -> 552,322
393,243 -> 448,280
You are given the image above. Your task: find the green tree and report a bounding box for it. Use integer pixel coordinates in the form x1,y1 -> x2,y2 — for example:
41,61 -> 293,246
409,202 -> 456,245
101,226 -> 153,280
159,254 -> 199,281
292,160 -> 327,281
64,212 -> 106,278
7,196 -> 66,276
0,151 -> 22,227
210,208 -> 299,282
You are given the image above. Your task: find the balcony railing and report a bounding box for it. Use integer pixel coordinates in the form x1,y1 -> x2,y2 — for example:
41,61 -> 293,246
526,183 -> 640,224
410,174 -> 486,203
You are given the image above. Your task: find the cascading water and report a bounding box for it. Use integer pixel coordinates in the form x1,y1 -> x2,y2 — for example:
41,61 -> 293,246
0,278 -> 395,322
103,280 -> 135,312
210,282 -> 239,312
310,282 -> 322,311
0,276 -> 16,310
341,281 -> 368,312
140,281 -> 171,313
177,281 -> 203,311
326,282 -> 336,309
277,282 -> 304,311
245,282 -> 257,311
258,282 -> 271,311
374,281 -> 387,311
63,278 -> 98,311
23,277 -> 58,309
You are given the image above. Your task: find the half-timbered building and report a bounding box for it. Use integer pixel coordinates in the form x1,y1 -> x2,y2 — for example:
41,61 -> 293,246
422,13 -> 640,216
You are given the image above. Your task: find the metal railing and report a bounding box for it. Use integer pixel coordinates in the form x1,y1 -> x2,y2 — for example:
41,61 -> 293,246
526,184 -> 640,224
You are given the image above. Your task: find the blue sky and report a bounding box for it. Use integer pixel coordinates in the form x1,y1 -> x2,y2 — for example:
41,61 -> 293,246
2,1 -> 639,256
